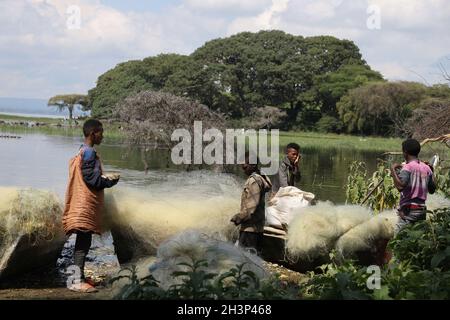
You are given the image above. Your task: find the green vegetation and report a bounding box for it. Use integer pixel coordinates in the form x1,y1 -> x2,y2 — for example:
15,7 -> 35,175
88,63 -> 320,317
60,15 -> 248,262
300,208 -> 450,300
346,157 -> 450,211
391,209 -> 450,272
83,30 -> 450,138
0,114 -> 60,124
112,207 -> 450,300
336,81 -> 450,137
87,31 -> 380,130
346,161 -> 400,212
279,131 -> 402,151
0,114 -> 122,141
1,113 -> 404,151
111,260 -> 298,300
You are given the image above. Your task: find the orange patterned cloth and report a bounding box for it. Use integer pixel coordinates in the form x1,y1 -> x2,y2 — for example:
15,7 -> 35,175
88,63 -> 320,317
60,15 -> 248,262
62,152 -> 104,235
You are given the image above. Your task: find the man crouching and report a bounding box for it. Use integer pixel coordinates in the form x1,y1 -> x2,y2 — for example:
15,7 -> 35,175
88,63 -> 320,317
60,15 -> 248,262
231,152 -> 272,255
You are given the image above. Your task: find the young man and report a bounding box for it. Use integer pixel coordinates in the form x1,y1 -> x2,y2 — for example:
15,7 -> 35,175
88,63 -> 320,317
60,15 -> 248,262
390,138 -> 436,234
62,119 -> 119,292
231,153 -> 272,254
271,142 -> 301,193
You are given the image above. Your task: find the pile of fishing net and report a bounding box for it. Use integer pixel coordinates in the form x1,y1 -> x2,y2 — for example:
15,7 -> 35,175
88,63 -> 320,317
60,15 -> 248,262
104,183 -> 240,255
427,193 -> 450,210
0,187 -> 64,276
0,187 -> 63,247
112,230 -> 267,290
285,202 -> 397,261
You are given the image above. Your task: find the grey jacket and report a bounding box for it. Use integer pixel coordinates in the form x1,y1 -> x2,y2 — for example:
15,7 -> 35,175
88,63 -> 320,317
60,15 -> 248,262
271,156 -> 301,193
232,173 -> 272,233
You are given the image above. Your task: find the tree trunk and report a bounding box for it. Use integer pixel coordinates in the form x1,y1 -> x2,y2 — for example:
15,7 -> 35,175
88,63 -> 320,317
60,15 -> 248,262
68,105 -> 74,121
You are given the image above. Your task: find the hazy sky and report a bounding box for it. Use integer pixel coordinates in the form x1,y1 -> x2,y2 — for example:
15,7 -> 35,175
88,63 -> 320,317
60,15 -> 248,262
1,0 -> 449,99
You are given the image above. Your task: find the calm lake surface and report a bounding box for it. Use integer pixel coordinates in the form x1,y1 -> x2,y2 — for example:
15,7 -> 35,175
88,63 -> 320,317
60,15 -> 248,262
0,131 -> 392,204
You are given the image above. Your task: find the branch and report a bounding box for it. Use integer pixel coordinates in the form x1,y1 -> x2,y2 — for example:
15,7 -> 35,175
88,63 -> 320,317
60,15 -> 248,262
438,62 -> 450,82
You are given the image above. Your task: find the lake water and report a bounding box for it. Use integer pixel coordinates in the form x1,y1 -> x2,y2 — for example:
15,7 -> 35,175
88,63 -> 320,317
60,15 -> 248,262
0,131 -> 405,283
0,131 -> 389,204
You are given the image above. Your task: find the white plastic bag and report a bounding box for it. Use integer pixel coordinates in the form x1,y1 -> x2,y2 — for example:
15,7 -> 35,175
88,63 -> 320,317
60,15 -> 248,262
265,187 -> 315,229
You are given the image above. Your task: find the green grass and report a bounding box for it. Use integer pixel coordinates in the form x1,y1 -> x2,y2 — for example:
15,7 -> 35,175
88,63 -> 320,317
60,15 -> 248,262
1,114 -> 403,152
0,113 -> 61,124
279,131 -> 403,152
0,114 -> 123,141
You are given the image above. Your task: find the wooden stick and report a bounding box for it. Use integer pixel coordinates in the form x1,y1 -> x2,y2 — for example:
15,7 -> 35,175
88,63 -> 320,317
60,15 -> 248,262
361,178 -> 385,205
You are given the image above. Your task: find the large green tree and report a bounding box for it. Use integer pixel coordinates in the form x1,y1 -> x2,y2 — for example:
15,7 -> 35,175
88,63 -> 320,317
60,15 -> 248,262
88,60 -> 150,118
88,54 -> 193,118
88,30 -> 375,125
313,64 -> 384,116
190,32 -> 367,120
337,81 -> 428,136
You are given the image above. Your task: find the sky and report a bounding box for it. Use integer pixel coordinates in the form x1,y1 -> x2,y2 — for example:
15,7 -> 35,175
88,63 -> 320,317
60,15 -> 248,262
0,0 -> 449,99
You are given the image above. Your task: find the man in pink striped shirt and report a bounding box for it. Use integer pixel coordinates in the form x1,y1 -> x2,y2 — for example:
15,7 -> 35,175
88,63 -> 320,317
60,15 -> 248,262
390,139 -> 436,234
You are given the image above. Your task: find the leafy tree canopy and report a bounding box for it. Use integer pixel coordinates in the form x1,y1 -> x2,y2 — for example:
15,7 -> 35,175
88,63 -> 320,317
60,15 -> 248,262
88,30 -> 374,124
336,81 -> 450,136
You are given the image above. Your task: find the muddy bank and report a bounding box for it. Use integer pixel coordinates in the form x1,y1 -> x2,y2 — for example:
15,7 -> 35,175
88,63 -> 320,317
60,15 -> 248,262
0,233 -> 120,300
0,263 -> 119,300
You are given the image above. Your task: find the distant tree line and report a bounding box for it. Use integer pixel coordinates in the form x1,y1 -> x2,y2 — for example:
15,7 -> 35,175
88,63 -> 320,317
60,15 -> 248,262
60,30 -> 450,137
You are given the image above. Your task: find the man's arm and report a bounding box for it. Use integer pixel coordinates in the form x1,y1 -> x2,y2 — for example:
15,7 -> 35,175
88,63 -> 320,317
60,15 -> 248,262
231,178 -> 261,225
81,153 -> 118,190
390,163 -> 408,191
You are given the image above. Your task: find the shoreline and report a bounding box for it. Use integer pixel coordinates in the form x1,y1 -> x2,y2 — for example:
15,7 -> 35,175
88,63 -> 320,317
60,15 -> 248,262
0,113 -> 403,152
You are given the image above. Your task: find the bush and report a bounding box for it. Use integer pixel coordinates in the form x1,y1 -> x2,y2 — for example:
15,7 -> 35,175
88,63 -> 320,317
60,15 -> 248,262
346,161 -> 399,212
300,252 -> 374,300
389,208 -> 450,271
316,115 -> 343,133
114,90 -> 225,148
111,259 -> 298,300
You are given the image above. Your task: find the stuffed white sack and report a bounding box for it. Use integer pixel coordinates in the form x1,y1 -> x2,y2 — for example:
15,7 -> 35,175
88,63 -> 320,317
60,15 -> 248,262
265,187 -> 315,230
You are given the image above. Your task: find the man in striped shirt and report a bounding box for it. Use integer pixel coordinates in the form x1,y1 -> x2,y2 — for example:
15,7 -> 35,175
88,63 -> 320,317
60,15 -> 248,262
390,139 -> 436,234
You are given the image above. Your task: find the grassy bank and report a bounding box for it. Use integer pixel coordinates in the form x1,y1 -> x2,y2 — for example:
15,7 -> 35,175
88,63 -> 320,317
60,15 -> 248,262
0,114 -> 122,141
1,114 -> 403,152
280,131 -> 402,152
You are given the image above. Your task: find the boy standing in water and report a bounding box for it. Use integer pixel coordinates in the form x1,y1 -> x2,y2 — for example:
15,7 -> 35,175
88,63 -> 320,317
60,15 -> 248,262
271,142 -> 301,194
390,138 -> 436,234
63,119 -> 119,292
231,153 -> 272,254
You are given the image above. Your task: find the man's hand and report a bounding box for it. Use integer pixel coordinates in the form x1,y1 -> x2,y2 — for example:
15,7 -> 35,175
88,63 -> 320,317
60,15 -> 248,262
230,214 -> 242,226
424,161 -> 434,173
110,177 -> 120,186
294,154 -> 301,166
390,163 -> 402,173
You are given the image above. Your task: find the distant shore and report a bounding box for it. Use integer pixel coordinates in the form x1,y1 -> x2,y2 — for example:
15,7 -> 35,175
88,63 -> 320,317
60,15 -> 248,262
0,113 -> 403,152
0,112 -> 64,119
